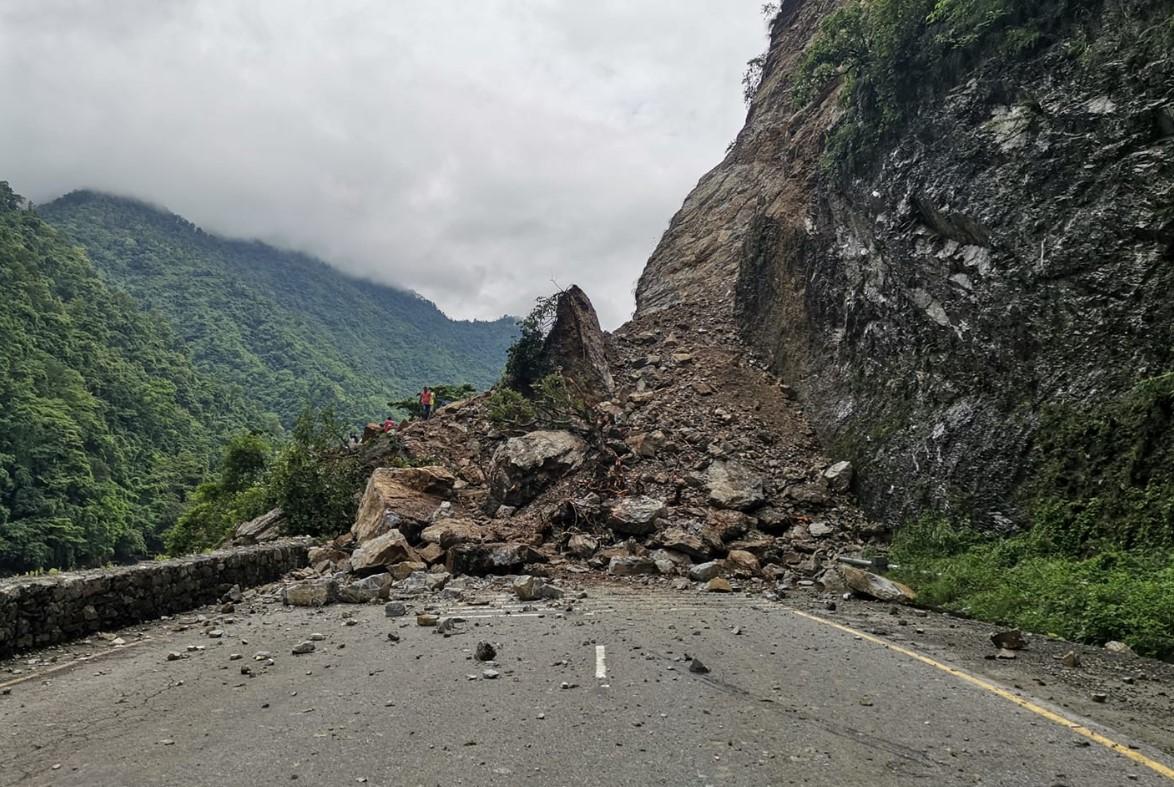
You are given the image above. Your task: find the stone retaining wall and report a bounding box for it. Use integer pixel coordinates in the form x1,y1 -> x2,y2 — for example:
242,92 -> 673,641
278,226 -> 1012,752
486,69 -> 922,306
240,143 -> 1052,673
0,539 -> 310,658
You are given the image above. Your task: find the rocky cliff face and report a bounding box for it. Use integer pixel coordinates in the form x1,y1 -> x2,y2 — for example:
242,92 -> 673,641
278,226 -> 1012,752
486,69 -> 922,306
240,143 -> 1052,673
636,0 -> 1173,528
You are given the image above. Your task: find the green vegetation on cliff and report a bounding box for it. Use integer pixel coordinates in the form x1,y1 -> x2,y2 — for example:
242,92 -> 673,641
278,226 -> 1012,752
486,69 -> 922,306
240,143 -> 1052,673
0,183 -> 253,572
791,0 -> 1172,174
39,190 -> 517,428
893,374 -> 1174,658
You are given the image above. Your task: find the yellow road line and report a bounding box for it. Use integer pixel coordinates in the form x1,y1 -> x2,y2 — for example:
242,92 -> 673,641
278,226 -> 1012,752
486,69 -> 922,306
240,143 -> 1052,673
789,609 -> 1174,781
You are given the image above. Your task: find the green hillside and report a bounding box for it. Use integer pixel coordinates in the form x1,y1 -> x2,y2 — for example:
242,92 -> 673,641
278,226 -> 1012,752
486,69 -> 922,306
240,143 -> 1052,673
0,183 -> 254,572
39,191 -> 516,428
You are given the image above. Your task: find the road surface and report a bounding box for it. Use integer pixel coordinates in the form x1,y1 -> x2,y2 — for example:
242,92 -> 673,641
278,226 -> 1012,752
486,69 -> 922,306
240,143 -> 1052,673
1,586 -> 1171,785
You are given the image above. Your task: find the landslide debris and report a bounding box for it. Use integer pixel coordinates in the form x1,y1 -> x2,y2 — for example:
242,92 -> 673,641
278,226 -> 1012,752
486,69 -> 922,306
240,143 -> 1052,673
256,285 -> 899,607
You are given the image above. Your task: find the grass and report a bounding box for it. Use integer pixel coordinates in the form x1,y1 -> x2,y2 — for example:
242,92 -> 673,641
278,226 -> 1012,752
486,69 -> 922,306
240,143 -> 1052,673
891,518 -> 1174,659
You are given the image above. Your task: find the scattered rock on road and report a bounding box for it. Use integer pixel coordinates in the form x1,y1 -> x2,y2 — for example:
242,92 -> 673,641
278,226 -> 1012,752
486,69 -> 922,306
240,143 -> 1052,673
475,641 -> 496,661
513,575 -> 563,602
837,566 -> 916,603
291,641 -> 316,655
991,629 -> 1027,650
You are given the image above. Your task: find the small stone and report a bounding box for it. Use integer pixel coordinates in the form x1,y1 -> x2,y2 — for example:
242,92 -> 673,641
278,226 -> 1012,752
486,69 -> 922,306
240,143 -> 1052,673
1104,641 -> 1135,656
1091,692 -> 1108,703
291,641 -> 316,655
417,614 -> 439,627
995,648 -> 1017,660
990,629 -> 1026,650
387,633 -> 400,643
384,601 -> 408,618
688,657 -> 710,674
1060,651 -> 1081,668
705,577 -> 732,593
309,633 -> 326,642
110,637 -> 127,646
166,652 -> 183,662
208,630 -> 224,639
560,681 -> 578,689
482,669 -> 500,680
229,653 -> 242,661
475,642 -> 497,661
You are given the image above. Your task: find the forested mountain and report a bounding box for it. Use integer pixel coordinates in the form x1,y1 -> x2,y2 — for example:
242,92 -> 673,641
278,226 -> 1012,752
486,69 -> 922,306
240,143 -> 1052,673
40,191 -> 517,427
0,183 -> 254,571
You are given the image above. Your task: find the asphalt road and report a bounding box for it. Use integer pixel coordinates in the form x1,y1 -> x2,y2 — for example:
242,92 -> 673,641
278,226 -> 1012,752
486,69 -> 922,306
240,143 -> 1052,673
2,586 -> 1171,786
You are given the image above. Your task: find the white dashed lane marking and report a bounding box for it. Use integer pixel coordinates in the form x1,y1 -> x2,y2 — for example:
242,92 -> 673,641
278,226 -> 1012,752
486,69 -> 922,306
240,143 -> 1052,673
595,645 -> 607,679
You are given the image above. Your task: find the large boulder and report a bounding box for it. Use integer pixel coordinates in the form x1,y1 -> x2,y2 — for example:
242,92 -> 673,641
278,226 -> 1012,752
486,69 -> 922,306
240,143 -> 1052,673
350,529 -> 419,576
537,285 -> 615,404
838,566 -> 917,603
656,527 -> 710,558
705,461 -> 766,511
605,496 -> 665,535
446,542 -> 544,576
336,573 -> 393,603
420,518 -> 482,548
352,466 -> 455,544
233,508 -> 285,545
282,578 -> 337,607
489,431 -> 587,506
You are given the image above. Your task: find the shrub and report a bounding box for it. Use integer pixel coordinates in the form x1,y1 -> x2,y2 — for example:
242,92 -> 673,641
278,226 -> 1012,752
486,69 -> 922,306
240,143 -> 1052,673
487,387 -> 538,430
502,294 -> 559,394
164,433 -> 275,554
266,408 -> 366,538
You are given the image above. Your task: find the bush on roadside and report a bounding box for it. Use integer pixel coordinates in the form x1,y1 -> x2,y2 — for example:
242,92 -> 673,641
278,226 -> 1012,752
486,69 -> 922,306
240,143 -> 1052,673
891,517 -> 1174,658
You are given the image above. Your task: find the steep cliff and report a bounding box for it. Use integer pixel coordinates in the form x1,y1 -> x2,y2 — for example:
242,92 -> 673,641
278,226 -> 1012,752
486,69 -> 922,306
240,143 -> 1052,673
636,0 -> 1174,533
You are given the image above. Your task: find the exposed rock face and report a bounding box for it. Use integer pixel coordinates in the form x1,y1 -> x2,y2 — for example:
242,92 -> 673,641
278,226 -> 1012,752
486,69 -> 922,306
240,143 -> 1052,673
352,466 -> 454,544
539,285 -> 615,403
489,430 -> 587,506
634,0 -> 1174,528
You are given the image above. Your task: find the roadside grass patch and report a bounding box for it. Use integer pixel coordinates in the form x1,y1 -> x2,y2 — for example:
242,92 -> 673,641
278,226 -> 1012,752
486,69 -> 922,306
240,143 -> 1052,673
891,518 -> 1174,659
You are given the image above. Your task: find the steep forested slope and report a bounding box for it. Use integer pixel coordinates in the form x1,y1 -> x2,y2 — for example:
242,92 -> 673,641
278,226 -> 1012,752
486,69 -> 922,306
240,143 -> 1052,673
40,191 -> 517,427
0,183 -> 253,571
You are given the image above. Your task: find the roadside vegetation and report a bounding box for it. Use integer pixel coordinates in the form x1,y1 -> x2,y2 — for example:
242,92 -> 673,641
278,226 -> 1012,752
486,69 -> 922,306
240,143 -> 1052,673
488,292 -> 590,432
893,373 -> 1174,659
164,408 -> 369,554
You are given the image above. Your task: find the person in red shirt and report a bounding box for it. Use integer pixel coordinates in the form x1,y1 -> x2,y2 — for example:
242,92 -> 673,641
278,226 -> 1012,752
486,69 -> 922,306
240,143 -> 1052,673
382,417 -> 396,433
418,387 -> 434,419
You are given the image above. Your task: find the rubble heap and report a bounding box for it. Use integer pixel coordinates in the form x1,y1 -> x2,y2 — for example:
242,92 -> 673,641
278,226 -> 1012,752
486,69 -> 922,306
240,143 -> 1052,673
255,286 -> 899,607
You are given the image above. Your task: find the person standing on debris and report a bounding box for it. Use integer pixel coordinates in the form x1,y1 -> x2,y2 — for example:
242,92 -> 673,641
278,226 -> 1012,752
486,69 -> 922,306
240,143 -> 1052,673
418,386 -> 434,419
382,416 -> 396,433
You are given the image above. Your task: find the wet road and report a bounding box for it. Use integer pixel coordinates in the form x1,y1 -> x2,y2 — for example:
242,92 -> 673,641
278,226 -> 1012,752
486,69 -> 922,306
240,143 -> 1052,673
2,586 -> 1171,786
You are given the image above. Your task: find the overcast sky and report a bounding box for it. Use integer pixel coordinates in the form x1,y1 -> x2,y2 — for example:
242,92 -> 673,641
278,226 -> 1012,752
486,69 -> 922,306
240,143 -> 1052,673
0,1 -> 768,328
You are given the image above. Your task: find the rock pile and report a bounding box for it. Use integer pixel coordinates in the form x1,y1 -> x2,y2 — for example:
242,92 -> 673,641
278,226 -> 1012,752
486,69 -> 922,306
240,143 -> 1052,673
272,286 -> 900,608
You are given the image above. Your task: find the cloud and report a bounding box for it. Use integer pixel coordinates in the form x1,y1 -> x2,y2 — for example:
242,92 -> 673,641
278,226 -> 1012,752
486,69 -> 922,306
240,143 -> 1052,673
0,0 -> 768,329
